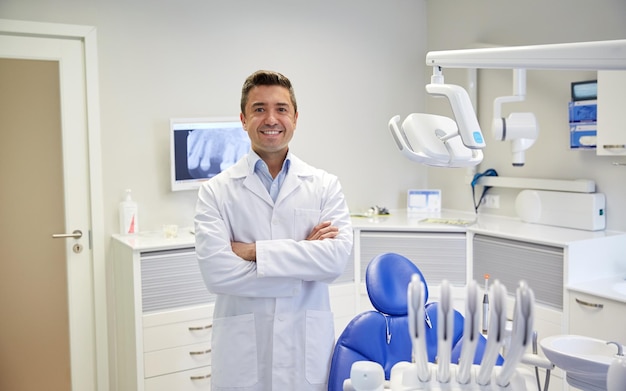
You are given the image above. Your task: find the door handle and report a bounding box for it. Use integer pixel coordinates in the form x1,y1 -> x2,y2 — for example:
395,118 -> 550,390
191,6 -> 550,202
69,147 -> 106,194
52,229 -> 83,239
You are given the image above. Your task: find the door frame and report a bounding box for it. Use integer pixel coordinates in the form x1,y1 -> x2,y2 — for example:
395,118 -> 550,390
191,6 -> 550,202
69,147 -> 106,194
0,19 -> 107,390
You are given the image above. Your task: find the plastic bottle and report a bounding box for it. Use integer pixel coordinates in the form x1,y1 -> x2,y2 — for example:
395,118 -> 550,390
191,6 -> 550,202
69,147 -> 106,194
119,189 -> 138,234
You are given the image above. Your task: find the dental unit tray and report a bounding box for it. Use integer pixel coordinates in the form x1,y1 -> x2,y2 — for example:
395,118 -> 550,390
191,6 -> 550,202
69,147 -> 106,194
343,279 -> 553,391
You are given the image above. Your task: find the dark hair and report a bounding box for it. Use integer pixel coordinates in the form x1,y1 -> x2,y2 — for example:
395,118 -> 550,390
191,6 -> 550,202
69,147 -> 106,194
240,70 -> 298,114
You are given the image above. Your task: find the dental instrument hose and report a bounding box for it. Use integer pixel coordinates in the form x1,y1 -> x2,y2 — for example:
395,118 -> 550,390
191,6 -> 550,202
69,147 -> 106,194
533,331 -> 552,391
471,169 -> 498,213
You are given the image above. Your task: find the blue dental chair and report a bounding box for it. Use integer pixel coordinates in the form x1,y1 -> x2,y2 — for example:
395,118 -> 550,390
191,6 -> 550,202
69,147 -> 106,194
327,252 -> 500,390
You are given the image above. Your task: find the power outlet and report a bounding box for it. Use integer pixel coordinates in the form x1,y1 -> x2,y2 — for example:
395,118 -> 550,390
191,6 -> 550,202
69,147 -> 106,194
482,194 -> 500,209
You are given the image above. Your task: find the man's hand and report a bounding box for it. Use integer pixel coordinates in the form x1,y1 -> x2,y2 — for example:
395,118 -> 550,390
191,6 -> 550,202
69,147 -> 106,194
306,220 -> 339,241
231,241 -> 256,261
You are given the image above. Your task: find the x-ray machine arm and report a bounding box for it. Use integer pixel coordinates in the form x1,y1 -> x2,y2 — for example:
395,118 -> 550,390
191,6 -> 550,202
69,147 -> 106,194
389,39 -> 626,167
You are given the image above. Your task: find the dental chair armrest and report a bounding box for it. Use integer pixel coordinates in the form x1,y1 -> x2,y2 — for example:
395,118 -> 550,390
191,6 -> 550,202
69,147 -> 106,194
521,353 -> 555,370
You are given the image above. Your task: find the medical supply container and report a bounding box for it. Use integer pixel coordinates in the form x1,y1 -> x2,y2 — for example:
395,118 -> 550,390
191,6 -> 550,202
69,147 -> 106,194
119,189 -> 138,234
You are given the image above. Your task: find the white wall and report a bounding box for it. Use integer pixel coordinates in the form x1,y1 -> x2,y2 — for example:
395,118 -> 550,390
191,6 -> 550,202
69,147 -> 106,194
425,0 -> 626,231
0,0 -> 428,237
3,0 -> 625,237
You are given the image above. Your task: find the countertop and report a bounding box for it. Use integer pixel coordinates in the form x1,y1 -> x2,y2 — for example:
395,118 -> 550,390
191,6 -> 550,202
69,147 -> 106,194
114,209 -> 626,250
350,209 -> 476,233
468,213 -> 624,247
352,209 -> 626,247
112,229 -> 196,251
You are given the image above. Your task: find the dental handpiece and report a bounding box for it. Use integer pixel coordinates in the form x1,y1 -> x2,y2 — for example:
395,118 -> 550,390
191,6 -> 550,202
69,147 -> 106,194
496,281 -> 535,387
436,280 -> 453,383
476,280 -> 507,386
408,274 -> 431,382
457,280 -> 480,384
482,274 -> 490,334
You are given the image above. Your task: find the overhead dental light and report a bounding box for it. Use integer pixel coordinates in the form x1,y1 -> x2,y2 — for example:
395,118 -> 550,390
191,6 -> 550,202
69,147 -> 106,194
388,67 -> 485,168
390,39 -> 626,168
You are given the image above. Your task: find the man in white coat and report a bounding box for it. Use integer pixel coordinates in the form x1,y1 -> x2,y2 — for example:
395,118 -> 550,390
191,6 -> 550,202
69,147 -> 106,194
195,70 -> 354,390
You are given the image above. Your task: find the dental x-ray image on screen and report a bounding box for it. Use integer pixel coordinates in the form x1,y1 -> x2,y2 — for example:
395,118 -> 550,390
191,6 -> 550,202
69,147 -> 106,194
170,117 -> 250,191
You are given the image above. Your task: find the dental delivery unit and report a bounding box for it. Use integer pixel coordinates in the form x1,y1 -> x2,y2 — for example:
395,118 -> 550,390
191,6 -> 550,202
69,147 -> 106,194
342,278 -> 543,391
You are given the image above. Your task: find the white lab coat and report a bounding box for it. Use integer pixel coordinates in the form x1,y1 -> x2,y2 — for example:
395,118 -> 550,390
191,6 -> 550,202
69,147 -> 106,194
194,152 -> 353,391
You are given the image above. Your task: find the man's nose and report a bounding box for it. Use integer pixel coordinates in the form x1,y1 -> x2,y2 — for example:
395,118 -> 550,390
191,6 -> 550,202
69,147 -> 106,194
264,110 -> 278,125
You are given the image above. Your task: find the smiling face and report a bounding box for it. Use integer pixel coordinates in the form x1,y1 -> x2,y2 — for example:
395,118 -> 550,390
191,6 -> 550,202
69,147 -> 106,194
240,84 -> 298,162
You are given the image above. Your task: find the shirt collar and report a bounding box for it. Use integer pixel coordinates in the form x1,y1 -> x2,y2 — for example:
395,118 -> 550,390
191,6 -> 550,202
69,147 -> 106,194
249,150 -> 291,175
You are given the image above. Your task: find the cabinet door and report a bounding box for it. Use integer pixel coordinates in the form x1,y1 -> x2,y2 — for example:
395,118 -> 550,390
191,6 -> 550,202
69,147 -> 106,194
359,231 -> 466,285
472,235 -> 567,388
141,248 -> 215,312
472,235 -> 563,309
569,291 -> 626,343
597,70 -> 626,156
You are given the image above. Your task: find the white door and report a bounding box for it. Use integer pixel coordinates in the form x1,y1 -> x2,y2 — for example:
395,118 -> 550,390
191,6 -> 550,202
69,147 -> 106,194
0,21 -> 106,390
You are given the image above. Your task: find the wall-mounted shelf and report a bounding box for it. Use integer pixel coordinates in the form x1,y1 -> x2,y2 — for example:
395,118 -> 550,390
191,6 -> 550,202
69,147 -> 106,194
471,176 -> 596,193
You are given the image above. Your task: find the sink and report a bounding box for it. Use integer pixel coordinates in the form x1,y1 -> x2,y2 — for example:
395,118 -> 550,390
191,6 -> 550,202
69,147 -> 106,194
613,281 -> 626,296
540,335 -> 623,390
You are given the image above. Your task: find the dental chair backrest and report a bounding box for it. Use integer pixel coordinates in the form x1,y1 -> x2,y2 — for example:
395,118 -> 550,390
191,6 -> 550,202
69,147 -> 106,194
327,252 -> 426,391
327,252 -> 501,391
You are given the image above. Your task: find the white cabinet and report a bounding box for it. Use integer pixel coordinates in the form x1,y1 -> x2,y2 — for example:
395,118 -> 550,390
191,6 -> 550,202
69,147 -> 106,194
109,217 -> 626,391
467,221 -> 626,391
597,70 -> 626,156
110,234 -> 215,391
109,232 -> 356,390
568,290 -> 626,343
142,306 -> 214,390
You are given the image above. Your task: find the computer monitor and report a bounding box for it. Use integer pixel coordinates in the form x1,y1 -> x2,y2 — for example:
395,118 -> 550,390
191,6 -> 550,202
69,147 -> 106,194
170,117 -> 250,191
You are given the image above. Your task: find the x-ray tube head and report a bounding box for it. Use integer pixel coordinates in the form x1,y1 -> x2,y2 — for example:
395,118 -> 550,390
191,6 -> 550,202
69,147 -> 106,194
425,83 -> 486,149
492,112 -> 539,167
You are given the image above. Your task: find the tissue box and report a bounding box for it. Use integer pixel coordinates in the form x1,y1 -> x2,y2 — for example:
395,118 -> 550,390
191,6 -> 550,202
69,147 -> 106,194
569,100 -> 597,123
570,123 -> 597,149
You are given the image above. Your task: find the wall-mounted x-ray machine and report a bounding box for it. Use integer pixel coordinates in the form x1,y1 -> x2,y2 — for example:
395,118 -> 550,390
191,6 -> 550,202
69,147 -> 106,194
389,39 -> 626,168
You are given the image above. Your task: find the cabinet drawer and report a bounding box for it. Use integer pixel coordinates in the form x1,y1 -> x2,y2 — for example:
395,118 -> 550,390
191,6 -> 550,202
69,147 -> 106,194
145,365 -> 211,391
568,291 -> 626,342
143,317 -> 213,352
144,341 -> 212,378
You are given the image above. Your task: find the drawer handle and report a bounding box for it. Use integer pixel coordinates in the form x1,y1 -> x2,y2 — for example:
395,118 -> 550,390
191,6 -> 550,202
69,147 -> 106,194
575,297 -> 604,309
188,324 -> 213,331
189,348 -> 212,356
190,373 -> 211,380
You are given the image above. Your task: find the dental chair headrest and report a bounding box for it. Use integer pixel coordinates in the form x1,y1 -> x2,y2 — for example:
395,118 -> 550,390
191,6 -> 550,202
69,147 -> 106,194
365,252 -> 429,316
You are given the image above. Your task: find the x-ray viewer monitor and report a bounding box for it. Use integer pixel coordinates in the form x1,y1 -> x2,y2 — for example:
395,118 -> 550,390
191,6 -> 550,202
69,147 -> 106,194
170,117 -> 250,191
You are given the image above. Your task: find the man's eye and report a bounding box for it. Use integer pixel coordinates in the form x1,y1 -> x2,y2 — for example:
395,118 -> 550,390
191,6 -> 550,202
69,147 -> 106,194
254,107 -> 265,112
